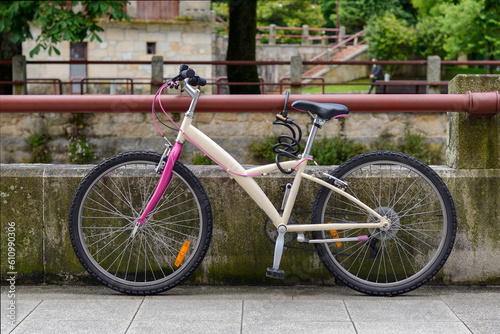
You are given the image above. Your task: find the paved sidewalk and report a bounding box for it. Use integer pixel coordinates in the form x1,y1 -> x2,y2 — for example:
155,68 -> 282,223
1,285 -> 499,334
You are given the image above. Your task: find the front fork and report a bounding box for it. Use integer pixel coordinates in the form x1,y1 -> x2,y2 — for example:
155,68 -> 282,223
131,141 -> 183,237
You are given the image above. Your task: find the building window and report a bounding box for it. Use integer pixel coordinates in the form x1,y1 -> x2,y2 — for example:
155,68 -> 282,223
70,42 -> 87,94
147,42 -> 156,55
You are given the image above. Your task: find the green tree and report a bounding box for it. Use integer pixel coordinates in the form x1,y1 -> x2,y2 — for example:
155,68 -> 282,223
411,0 -> 500,62
414,16 -> 448,58
365,13 -> 417,67
410,0 -> 454,16
321,0 -> 416,33
257,0 -> 326,44
437,0 -> 500,61
320,0 -> 338,29
258,0 -> 325,44
364,0 -> 499,63
0,1 -> 129,57
258,1 -> 324,27
213,1 -> 325,43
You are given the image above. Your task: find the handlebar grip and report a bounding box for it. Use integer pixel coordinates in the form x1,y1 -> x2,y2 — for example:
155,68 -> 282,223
180,68 -> 195,79
188,75 -> 207,87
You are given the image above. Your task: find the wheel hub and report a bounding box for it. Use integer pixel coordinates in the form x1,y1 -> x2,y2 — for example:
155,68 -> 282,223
368,207 -> 400,240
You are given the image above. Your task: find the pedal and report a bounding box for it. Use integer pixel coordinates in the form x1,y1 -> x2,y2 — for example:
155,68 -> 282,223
266,268 -> 285,280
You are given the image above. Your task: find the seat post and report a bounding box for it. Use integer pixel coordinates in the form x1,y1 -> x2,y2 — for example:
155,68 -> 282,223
302,117 -> 324,158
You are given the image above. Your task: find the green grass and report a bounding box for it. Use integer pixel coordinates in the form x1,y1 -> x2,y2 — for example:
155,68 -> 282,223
302,78 -> 371,94
300,66 -> 500,94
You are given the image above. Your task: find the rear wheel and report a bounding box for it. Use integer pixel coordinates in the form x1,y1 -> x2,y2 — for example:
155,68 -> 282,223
69,151 -> 212,294
312,151 -> 456,296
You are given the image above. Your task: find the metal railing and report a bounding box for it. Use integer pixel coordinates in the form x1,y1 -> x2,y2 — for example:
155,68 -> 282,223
0,78 -> 453,95
1,91 -> 498,116
2,59 -> 499,95
215,16 -> 350,45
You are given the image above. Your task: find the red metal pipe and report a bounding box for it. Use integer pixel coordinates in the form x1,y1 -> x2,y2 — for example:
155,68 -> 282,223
1,59 -> 496,66
0,92 -> 498,116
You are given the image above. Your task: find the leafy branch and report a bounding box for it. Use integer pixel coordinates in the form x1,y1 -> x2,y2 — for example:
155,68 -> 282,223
0,1 -> 130,57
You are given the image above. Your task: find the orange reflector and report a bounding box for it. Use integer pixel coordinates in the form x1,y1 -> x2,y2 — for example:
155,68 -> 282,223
327,222 -> 342,247
174,241 -> 191,267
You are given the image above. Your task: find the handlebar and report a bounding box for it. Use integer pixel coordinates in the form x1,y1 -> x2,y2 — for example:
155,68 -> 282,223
170,64 -> 207,87
188,75 -> 207,87
180,68 -> 195,79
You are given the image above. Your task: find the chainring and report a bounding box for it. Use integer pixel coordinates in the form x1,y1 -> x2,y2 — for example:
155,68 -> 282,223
264,212 -> 298,246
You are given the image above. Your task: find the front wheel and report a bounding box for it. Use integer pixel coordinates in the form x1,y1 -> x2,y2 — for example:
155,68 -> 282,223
311,151 -> 456,296
69,151 -> 212,295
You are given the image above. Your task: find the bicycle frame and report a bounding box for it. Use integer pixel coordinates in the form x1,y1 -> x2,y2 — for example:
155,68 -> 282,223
136,80 -> 389,234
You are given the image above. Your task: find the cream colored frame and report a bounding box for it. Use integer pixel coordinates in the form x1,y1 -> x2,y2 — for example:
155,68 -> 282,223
174,83 -> 389,233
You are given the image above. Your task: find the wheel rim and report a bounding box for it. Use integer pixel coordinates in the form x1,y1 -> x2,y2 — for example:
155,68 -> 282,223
321,160 -> 449,288
77,160 -> 204,286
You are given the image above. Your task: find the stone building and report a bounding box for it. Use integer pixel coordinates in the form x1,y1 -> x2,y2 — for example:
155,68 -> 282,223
23,0 -> 215,95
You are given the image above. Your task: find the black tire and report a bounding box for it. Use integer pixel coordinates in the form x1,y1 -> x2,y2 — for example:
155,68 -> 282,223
311,151 -> 456,296
69,151 -> 212,295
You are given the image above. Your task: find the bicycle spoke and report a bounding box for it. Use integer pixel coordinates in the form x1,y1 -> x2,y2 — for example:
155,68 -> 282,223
313,152 -> 455,295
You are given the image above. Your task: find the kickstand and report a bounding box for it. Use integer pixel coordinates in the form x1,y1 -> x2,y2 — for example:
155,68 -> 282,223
266,225 -> 286,279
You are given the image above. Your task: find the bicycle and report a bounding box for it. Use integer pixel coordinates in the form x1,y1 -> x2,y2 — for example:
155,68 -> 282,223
69,65 -> 457,296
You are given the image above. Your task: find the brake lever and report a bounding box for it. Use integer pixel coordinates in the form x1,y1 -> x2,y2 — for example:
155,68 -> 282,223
167,80 -> 179,89
276,90 -> 290,122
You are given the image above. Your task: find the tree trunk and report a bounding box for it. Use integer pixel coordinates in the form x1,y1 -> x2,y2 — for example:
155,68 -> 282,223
227,0 -> 260,94
0,32 -> 22,95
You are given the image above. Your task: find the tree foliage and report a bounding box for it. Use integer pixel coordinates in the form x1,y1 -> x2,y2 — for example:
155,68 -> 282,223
0,0 -> 129,57
213,0 -> 325,44
213,0 -> 324,28
436,0 -> 500,60
257,0 -> 325,28
257,0 -> 325,44
320,0 -> 416,33
366,14 -> 417,61
366,0 -> 500,61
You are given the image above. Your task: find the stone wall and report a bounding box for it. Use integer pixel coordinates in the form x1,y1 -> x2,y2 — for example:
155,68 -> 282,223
0,110 -> 447,164
1,164 -> 498,285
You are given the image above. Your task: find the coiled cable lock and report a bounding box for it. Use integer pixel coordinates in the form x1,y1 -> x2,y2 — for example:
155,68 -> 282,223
273,91 -> 303,174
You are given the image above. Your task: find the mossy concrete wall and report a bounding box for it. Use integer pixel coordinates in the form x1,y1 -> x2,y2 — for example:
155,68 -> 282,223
1,164 -> 499,286
446,75 -> 500,169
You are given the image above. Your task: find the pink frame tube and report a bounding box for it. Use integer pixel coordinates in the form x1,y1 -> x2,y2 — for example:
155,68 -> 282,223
136,141 -> 183,226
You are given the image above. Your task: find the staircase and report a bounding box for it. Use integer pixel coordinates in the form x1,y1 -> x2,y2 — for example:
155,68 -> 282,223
263,29 -> 368,94
302,44 -> 368,79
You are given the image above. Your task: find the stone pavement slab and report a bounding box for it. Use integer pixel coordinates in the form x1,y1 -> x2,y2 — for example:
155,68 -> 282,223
1,285 -> 499,334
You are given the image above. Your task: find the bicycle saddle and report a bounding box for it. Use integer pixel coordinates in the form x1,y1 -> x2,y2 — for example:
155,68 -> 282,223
291,100 -> 349,119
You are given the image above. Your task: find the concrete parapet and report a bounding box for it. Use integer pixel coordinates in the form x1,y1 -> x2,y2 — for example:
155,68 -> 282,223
427,55 -> 441,94
290,56 -> 303,94
1,164 -> 498,286
447,75 -> 500,169
12,55 -> 26,95
150,56 -> 164,94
